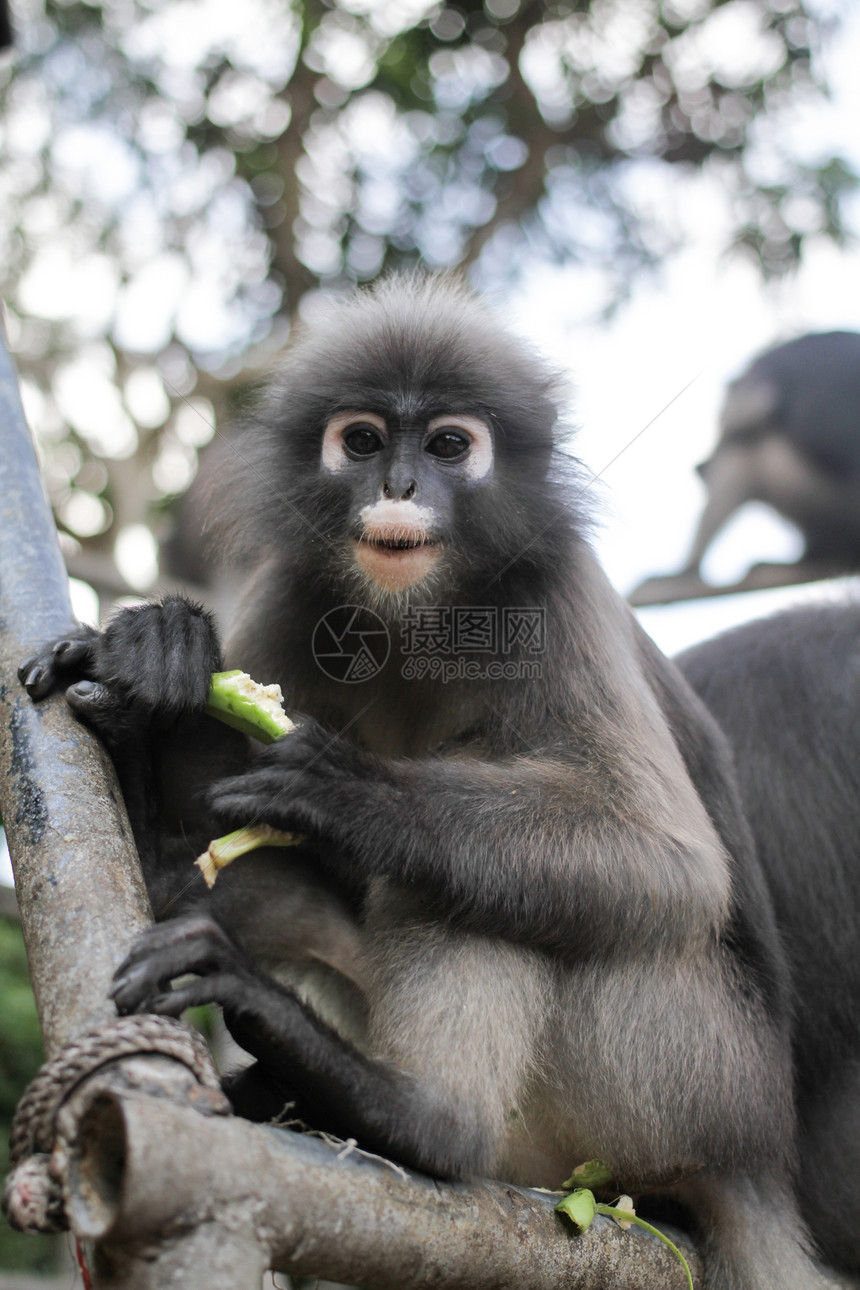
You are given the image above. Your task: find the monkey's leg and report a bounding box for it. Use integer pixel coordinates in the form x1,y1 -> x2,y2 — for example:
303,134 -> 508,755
677,1172 -> 836,1290
683,446 -> 757,575
110,912 -> 548,1179
360,901 -> 555,1181
208,850 -> 367,991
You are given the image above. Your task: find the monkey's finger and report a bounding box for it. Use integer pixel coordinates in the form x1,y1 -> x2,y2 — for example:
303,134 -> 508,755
143,974 -> 243,1017
64,680 -> 143,747
111,915 -> 247,1007
111,962 -> 238,1016
136,989 -> 200,1017
111,951 -> 225,1009
19,632 -> 99,700
252,722 -> 362,780
110,959 -> 180,1014
209,763 -> 321,807
207,786 -> 301,831
210,794 -> 329,849
114,915 -> 221,972
210,766 -> 290,794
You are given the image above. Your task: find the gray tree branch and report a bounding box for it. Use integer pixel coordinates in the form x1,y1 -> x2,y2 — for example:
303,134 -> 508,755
59,1065 -> 703,1290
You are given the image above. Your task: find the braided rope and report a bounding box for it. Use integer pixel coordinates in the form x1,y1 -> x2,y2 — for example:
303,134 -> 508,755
9,1013 -> 222,1165
2,1014 -> 225,1233
9,1013 -> 223,1166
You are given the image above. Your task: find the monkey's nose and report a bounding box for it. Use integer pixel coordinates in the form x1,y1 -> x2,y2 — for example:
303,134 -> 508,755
382,479 -> 417,500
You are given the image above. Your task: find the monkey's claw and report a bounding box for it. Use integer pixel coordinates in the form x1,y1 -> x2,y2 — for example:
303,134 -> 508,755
110,915 -> 254,1016
19,629 -> 100,699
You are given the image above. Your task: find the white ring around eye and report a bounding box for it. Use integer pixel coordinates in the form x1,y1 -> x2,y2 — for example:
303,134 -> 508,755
426,415 -> 493,481
322,411 -> 387,474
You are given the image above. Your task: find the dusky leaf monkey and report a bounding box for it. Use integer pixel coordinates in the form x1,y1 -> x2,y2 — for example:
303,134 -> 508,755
684,331 -> 860,578
21,277 -> 858,1289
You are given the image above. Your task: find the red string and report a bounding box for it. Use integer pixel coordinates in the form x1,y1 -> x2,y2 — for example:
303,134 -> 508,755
75,1239 -> 93,1290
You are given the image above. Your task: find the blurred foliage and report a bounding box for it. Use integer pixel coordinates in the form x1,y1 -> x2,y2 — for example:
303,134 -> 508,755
0,0 -> 854,597
0,914 -> 62,1274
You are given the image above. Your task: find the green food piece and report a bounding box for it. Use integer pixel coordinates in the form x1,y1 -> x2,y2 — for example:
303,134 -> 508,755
198,670 -> 301,886
205,670 -> 295,743
557,1178 -> 694,1290
561,1159 -> 614,1191
196,823 -> 302,889
556,1188 -> 596,1232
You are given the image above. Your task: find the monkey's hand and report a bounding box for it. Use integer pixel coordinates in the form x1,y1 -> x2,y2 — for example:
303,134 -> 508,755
18,596 -> 222,737
110,914 -> 262,1018
205,719 -> 381,857
19,598 -> 228,875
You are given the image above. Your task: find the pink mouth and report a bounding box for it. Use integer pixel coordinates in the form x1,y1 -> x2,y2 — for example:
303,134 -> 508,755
354,535 -> 441,591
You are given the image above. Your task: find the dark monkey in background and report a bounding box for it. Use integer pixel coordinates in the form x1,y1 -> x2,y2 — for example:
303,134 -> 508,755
677,604 -> 860,1278
682,330 -> 860,577
20,278 -> 859,1289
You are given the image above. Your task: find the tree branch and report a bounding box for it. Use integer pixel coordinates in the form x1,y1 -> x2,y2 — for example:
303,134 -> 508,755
0,332 -> 152,1054
61,1068 -> 703,1290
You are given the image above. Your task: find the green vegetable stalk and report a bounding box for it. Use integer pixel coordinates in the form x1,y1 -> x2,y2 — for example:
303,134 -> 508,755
197,670 -> 302,888
556,1161 -> 694,1290
196,823 -> 302,888
205,669 -> 296,742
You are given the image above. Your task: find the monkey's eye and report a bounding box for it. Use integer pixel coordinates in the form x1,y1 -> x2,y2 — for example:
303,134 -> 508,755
425,430 -> 470,462
343,425 -> 385,458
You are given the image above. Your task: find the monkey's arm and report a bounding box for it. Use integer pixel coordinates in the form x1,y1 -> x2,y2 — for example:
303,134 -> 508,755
207,719 -> 730,961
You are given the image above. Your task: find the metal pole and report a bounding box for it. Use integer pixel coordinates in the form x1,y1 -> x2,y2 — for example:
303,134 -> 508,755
0,331 -> 151,1051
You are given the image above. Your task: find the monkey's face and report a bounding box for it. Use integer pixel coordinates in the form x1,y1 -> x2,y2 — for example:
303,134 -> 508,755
320,408 -> 494,594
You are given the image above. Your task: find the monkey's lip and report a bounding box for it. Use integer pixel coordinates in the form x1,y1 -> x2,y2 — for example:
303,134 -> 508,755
361,537 -> 440,553
353,537 -> 442,590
